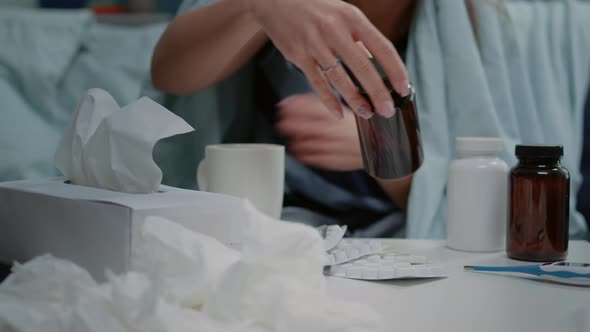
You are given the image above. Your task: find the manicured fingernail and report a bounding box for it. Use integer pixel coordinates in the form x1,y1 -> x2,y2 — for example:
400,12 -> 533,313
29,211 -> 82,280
381,101 -> 396,118
357,105 -> 374,119
394,80 -> 411,97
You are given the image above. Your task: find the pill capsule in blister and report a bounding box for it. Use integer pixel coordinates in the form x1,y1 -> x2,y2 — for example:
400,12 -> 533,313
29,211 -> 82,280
367,255 -> 380,262
380,260 -> 393,268
369,242 -> 382,252
364,262 -> 380,269
394,255 -> 413,263
378,268 -> 396,279
397,267 -> 415,278
413,256 -> 428,264
382,256 -> 397,263
363,267 -> 379,279
345,265 -> 363,278
413,265 -> 430,277
358,243 -> 371,253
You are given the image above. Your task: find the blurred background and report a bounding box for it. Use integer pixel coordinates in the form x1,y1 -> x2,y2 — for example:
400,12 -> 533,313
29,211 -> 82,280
0,1 -> 588,238
0,0 -> 182,14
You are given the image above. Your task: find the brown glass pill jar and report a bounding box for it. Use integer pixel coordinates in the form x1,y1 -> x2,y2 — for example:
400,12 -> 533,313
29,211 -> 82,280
507,145 -> 569,261
343,58 -> 423,179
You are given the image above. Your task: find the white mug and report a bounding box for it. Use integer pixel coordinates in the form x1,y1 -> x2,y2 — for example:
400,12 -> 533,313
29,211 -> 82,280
197,144 -> 285,219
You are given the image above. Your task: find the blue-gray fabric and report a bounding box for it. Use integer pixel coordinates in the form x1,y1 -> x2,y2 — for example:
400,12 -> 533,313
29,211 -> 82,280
175,0 -> 590,239
405,0 -> 589,239
0,9 -> 167,182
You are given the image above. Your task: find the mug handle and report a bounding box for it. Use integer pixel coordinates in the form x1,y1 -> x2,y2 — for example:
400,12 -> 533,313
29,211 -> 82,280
197,159 -> 207,191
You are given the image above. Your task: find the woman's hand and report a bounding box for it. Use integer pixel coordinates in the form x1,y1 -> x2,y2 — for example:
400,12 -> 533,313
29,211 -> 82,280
275,93 -> 364,171
246,0 -> 409,120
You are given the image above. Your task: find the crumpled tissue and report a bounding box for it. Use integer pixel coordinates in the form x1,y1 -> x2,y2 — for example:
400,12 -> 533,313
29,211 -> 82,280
0,201 -> 386,332
55,88 -> 194,193
131,216 -> 240,308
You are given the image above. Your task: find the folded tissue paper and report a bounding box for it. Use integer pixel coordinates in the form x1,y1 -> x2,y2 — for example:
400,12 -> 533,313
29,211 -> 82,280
55,88 -> 194,193
0,201 -> 387,332
0,89 -> 245,279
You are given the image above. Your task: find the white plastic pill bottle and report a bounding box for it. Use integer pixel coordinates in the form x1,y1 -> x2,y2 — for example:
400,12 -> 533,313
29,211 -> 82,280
447,137 -> 509,252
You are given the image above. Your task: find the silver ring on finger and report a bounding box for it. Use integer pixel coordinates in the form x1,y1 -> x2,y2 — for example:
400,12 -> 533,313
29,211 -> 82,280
319,59 -> 342,74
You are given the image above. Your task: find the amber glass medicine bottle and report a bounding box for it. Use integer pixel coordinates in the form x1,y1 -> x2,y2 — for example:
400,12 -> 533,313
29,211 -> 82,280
343,58 -> 423,179
507,145 -> 569,261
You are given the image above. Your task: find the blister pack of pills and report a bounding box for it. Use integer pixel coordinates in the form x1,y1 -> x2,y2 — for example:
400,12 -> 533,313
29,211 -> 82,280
324,253 -> 446,280
325,239 -> 383,266
317,225 -> 447,281
317,225 -> 347,251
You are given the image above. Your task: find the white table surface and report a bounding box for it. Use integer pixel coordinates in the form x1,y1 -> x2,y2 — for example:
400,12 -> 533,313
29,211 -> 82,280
326,240 -> 590,332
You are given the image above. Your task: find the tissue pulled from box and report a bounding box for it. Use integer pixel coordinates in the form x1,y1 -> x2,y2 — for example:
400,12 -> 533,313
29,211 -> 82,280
55,88 -> 194,193
0,201 -> 386,332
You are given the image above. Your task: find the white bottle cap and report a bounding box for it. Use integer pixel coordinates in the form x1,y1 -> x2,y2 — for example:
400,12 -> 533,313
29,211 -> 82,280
456,137 -> 503,156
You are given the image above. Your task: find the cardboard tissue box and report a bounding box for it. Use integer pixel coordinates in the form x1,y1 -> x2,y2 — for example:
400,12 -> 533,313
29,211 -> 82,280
0,178 -> 244,280
0,89 -> 244,280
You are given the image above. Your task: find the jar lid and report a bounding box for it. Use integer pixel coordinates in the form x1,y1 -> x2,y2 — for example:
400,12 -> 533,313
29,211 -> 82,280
515,145 -> 563,158
456,137 -> 503,155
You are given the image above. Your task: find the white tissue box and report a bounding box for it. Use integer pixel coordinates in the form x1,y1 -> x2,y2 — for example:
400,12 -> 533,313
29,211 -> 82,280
0,178 -> 243,280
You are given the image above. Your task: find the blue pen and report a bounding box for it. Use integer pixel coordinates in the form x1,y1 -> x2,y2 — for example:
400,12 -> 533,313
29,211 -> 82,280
464,262 -> 590,286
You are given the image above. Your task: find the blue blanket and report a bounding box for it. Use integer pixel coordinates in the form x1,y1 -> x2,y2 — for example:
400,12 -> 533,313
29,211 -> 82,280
0,9 -> 166,182
406,0 -> 590,239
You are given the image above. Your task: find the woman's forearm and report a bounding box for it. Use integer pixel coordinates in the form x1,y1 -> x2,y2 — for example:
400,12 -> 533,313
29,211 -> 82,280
151,0 -> 268,94
376,176 -> 412,211
152,0 -> 411,119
